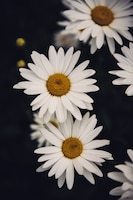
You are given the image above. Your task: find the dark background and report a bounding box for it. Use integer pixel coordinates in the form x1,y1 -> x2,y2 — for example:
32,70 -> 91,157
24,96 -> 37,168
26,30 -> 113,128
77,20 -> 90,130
1,0 -> 133,199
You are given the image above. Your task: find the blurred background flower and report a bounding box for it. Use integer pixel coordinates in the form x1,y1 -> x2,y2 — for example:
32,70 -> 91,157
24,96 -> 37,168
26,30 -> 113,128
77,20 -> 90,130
1,0 -> 133,199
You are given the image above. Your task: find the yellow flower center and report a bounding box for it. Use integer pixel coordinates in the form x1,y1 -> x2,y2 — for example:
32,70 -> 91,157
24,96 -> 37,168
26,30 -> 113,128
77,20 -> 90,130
91,6 -> 114,26
46,73 -> 71,96
62,137 -> 83,159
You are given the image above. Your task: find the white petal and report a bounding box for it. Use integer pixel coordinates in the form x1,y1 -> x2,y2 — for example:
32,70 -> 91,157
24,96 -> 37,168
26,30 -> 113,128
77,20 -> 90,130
70,103 -> 82,120
77,156 -> 103,177
36,165 -> 47,172
107,171 -> 127,183
59,113 -> 73,138
72,91 -> 94,103
109,186 -> 122,196
42,154 -> 63,169
106,36 -> 115,54
69,60 -> 90,77
40,128 -> 62,147
19,68 -> 42,82
84,0 -> 95,9
38,99 -> 50,118
83,168 -> 95,184
116,164 -> 133,182
61,95 -> 74,112
42,110 -> 51,123
96,28 -> 104,49
118,30 -> 133,41
82,152 -> 105,163
30,92 -> 49,106
62,47 -> 74,73
64,50 -> 81,75
83,149 -> 112,160
41,53 -> 54,75
46,122 -> 65,140
67,92 -> 86,109
48,156 -> 65,177
38,152 -> 62,162
82,126 -> 103,144
79,115 -> 97,140
34,146 -> 61,154
127,149 -> 133,163
63,10 -> 89,20
84,139 -> 110,149
48,45 -> 57,71
70,1 -> 90,13
72,119 -> 81,137
66,160 -> 75,190
56,47 -> 65,73
73,158 -> 83,175
55,158 -> 70,178
48,96 -> 58,114
56,98 -> 67,122
79,26 -> 92,41
90,38 -> 97,54
57,172 -> 66,188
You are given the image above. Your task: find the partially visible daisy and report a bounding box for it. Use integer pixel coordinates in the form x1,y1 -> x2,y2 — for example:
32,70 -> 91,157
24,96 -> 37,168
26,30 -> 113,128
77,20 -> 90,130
34,112 -> 113,190
54,19 -> 81,48
13,45 -> 99,123
30,112 -> 59,147
54,28 -> 80,48
109,42 -> 133,96
108,149 -> 133,199
61,0 -> 133,54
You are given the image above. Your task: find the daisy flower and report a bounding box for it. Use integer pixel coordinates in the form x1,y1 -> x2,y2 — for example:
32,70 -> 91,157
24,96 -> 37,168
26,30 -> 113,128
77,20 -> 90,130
30,112 -> 59,147
109,43 -> 133,96
61,0 -> 133,54
13,46 -> 99,123
108,149 -> 133,199
34,112 -> 113,190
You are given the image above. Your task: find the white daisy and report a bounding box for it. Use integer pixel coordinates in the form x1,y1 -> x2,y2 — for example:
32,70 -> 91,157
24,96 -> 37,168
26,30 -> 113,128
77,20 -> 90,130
109,42 -> 133,96
34,112 -> 113,190
108,149 -> 133,199
13,45 -> 99,123
30,112 -> 59,147
61,0 -> 133,54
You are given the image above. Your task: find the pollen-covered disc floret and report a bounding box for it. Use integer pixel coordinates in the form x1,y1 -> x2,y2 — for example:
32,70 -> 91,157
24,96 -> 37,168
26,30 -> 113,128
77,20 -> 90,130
91,6 -> 114,26
108,149 -> 133,199
109,42 -> 133,96
62,137 -> 83,159
13,45 -> 99,123
34,112 -> 113,190
46,73 -> 71,96
61,0 -> 133,54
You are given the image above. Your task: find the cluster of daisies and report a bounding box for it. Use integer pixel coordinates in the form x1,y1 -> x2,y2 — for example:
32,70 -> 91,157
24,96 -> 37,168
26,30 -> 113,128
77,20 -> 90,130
13,0 -> 133,198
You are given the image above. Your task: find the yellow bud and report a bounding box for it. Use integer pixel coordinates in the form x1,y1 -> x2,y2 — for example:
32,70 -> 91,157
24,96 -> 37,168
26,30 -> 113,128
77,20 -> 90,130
16,38 -> 26,47
17,59 -> 26,68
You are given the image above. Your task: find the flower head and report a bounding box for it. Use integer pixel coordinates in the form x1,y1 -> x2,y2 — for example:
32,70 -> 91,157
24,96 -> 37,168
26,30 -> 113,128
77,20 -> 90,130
108,149 -> 133,199
61,0 -> 133,54
13,46 -> 99,123
34,112 -> 113,190
109,42 -> 133,96
30,112 -> 59,147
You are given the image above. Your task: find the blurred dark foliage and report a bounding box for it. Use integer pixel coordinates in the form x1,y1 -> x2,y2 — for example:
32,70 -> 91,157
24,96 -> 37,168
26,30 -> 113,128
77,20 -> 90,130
1,0 -> 133,199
